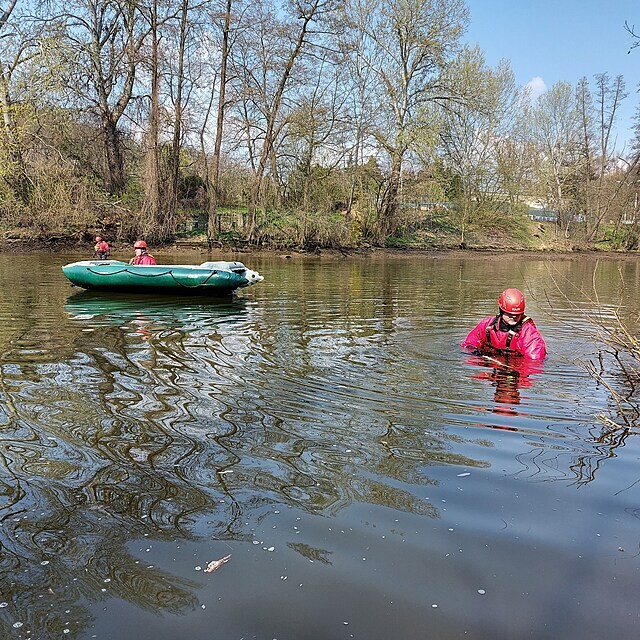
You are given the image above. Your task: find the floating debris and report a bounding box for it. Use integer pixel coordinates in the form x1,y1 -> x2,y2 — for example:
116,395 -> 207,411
204,554 -> 232,573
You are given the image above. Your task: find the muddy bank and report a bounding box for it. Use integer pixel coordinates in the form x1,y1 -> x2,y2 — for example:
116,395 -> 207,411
2,236 -> 637,262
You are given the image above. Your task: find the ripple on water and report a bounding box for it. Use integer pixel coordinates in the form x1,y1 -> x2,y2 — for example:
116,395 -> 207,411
1,253 -> 640,639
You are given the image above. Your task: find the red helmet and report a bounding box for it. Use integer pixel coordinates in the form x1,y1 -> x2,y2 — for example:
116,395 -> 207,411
134,240 -> 147,249
95,235 -> 102,242
498,288 -> 525,314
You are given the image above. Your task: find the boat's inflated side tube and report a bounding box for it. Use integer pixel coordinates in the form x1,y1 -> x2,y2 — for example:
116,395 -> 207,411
200,261 -> 246,272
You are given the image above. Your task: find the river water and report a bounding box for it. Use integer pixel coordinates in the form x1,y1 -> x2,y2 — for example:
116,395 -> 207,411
0,250 -> 639,640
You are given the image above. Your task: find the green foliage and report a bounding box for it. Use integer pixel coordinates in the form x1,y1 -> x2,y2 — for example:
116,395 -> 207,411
253,209 -> 356,249
385,233 -> 420,248
442,170 -> 463,202
180,174 -> 206,200
0,187 -> 30,231
606,225 -> 639,251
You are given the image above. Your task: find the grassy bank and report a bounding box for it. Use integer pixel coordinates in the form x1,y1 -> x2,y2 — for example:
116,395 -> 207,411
1,215 -> 637,256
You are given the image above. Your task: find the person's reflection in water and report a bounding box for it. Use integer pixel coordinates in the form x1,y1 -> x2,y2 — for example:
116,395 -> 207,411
467,353 -> 544,419
132,315 -> 153,341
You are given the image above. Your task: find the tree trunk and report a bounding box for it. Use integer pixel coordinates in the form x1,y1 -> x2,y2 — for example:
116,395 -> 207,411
90,0 -> 138,197
141,0 -> 164,242
207,0 -> 232,249
379,152 -> 402,238
246,176 -> 261,241
0,66 -> 30,203
102,115 -> 126,194
165,0 -> 190,239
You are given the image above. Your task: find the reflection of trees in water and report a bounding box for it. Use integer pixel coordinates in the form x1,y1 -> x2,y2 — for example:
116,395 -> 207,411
0,446 -> 202,635
287,542 -> 333,564
547,262 -> 640,485
0,495 -> 199,637
0,267 -> 503,636
569,421 -> 634,486
507,421 -> 634,487
0,322 -> 224,637
210,410 -> 493,528
377,421 -> 488,512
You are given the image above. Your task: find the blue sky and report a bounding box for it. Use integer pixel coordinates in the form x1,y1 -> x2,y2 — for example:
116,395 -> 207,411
465,0 -> 639,150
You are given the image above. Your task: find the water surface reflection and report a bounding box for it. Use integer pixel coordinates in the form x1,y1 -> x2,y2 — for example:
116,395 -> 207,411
0,252 -> 639,639
466,353 -> 544,417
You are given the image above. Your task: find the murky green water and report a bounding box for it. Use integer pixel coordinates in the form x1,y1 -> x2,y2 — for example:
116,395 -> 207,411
1,250 -> 639,639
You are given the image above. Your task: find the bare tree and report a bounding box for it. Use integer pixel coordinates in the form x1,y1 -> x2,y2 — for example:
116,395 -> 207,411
138,0 -> 163,241
137,0 -> 200,243
232,0 -> 336,241
205,0 -> 234,247
164,0 -> 203,237
576,73 -> 630,241
530,81 -> 581,237
281,53 -> 349,212
55,0 -> 144,195
495,117 -> 537,213
437,48 -> 525,246
0,0 -> 36,203
338,0 -> 381,224
341,0 -> 468,240
624,20 -> 640,53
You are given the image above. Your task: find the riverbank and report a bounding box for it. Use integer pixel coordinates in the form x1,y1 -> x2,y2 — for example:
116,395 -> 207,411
3,240 -> 637,262
1,225 -> 638,260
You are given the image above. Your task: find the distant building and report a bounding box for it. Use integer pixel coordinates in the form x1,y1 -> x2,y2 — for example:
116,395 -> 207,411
528,208 -> 558,222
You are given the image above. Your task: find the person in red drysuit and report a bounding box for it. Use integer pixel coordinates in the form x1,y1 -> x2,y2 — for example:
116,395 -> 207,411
94,235 -> 110,260
129,240 -> 157,265
461,288 -> 547,360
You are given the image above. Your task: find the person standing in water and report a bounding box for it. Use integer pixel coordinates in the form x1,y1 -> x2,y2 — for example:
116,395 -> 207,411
93,235 -> 110,260
461,288 -> 547,360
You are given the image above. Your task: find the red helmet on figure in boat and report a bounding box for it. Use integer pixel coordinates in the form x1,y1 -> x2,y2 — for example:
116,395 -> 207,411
134,240 -> 147,249
498,288 -> 525,314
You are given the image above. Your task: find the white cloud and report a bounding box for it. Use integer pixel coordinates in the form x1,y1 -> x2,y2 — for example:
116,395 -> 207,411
525,76 -> 547,102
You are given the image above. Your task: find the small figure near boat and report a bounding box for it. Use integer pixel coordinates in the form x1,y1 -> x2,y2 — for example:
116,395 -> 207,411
129,240 -> 157,265
94,235 -> 110,260
461,288 -> 547,360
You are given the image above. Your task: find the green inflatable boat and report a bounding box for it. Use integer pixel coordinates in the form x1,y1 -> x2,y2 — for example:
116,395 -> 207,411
62,260 -> 264,295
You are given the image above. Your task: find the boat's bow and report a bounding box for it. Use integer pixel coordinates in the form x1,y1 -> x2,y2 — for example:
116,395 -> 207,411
199,261 -> 264,287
